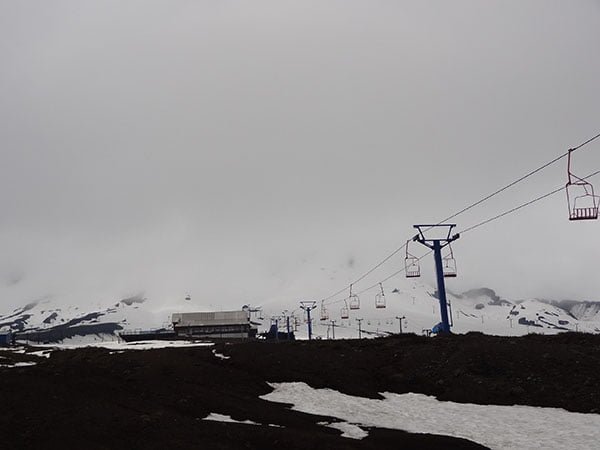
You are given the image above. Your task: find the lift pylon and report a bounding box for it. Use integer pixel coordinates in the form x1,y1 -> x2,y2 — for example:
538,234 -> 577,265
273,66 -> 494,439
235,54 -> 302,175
299,301 -> 317,340
413,224 -> 460,334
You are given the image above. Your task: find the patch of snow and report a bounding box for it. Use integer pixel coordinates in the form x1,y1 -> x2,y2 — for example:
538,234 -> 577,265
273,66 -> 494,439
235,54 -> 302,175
262,382 -> 600,450
27,350 -> 52,358
318,421 -> 368,439
4,347 -> 27,354
0,361 -> 37,368
203,413 -> 259,425
35,340 -> 214,351
212,349 -> 231,360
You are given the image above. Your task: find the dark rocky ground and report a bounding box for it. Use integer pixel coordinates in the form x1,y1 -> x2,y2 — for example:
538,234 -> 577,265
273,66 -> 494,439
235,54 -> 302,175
1,332 -> 599,449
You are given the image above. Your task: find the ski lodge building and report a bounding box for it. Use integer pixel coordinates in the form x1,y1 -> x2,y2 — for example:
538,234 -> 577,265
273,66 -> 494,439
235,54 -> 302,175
171,310 -> 257,340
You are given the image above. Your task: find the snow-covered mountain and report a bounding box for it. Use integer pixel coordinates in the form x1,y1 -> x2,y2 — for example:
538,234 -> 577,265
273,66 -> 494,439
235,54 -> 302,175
303,281 -> 600,340
537,299 -> 600,322
0,293 -> 200,343
2,278 -> 598,343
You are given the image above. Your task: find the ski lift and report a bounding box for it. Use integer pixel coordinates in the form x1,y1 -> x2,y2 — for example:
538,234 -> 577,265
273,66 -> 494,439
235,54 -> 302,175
349,284 -> 360,310
405,240 -> 421,278
566,149 -> 599,220
340,301 -> 349,319
442,243 -> 457,278
184,294 -> 191,301
320,300 -> 329,321
375,283 -> 386,309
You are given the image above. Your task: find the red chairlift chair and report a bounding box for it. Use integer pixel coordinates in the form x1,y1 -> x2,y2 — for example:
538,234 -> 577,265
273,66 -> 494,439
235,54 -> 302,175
566,149 -> 599,220
405,240 -> 421,278
375,283 -> 386,309
442,244 -> 457,278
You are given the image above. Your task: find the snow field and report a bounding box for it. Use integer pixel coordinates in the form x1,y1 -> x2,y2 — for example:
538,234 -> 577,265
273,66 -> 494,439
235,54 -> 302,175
261,382 -> 600,449
29,340 -> 214,351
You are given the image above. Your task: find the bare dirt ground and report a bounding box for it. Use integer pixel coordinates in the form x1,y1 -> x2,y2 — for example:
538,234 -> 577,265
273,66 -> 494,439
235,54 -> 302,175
1,332 -> 599,449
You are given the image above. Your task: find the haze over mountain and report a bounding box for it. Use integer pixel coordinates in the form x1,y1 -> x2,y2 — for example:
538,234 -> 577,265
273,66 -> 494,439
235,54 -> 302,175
2,273 -> 599,343
1,1 -> 600,312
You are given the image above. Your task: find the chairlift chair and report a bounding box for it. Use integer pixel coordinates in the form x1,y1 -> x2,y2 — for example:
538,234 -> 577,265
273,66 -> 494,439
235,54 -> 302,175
375,282 -> 386,309
405,240 -> 421,278
340,301 -> 350,319
320,301 -> 329,321
348,284 -> 360,310
442,244 -> 457,278
566,149 -> 599,220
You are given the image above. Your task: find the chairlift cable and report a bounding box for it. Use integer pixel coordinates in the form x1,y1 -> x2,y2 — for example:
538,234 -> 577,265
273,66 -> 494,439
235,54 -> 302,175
460,169 -> 600,235
323,250 -> 433,306
323,171 -> 600,304
355,169 -> 600,299
435,131 -> 600,226
318,131 -> 600,305
569,131 -> 600,151
356,251 -> 432,296
321,242 -> 408,302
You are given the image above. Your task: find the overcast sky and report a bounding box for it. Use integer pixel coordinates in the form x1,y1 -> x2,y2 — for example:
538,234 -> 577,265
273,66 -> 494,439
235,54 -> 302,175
1,0 -> 600,311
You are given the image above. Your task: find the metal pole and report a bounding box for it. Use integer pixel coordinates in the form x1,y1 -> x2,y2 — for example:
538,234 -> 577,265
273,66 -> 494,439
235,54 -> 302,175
286,316 -> 291,339
356,318 -> 363,339
432,240 -> 451,334
307,309 -> 313,340
395,316 -> 405,334
330,320 -> 335,339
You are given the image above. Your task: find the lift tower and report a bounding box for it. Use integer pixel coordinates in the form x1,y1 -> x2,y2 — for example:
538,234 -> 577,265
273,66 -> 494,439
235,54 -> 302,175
413,224 -> 460,334
299,301 -> 317,340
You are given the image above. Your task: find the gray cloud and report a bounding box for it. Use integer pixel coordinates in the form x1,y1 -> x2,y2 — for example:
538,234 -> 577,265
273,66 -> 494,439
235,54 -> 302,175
1,0 -> 600,312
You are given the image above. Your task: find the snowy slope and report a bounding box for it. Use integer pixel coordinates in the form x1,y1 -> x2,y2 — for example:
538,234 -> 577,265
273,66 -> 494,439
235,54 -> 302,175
543,300 -> 600,323
1,276 -> 599,343
288,280 -> 600,340
0,293 -> 222,342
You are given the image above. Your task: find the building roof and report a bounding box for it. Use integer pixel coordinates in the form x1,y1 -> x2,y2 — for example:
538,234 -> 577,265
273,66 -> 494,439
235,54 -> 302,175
172,310 -> 249,327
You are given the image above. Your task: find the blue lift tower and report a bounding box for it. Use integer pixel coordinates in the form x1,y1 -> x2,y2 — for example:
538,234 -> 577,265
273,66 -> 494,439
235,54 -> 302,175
299,301 -> 317,340
413,224 -> 460,334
